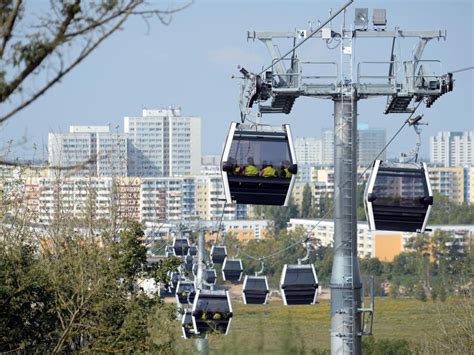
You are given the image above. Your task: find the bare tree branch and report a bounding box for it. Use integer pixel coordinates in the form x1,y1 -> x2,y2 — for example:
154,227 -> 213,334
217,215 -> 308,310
0,0 -> 192,124
0,0 -> 23,59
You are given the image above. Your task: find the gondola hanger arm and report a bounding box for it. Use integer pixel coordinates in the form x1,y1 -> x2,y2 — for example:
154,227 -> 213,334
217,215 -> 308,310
255,258 -> 265,276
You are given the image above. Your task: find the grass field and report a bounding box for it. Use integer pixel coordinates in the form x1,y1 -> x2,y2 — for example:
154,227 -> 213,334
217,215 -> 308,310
173,297 -> 470,354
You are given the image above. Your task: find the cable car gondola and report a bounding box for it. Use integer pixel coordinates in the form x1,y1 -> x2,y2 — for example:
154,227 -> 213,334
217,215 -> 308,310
242,276 -> 269,304
176,280 -> 196,305
188,245 -> 198,257
204,269 -> 217,286
183,254 -> 194,272
280,264 -> 318,305
192,289 -> 233,336
210,245 -> 227,264
173,237 -> 190,256
221,122 -> 298,206
222,258 -> 243,282
182,310 -> 200,339
165,245 -> 174,257
168,271 -> 182,294
364,160 -> 433,233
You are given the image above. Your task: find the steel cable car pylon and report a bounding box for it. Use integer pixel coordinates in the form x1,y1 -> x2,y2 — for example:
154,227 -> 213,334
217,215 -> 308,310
330,23 -> 362,353
234,1 -> 453,352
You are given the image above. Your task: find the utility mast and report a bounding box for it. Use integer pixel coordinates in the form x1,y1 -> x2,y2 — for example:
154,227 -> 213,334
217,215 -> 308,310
239,1 -> 454,354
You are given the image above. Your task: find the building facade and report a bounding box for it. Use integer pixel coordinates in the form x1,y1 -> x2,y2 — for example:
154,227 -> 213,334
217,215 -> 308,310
430,131 -> 474,167
320,124 -> 386,167
48,126 -> 128,177
2,174 -> 246,226
124,108 -> 201,177
287,218 -> 473,262
294,137 -> 323,165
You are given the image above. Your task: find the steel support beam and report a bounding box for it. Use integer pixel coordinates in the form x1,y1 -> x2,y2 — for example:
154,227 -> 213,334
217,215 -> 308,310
195,230 -> 209,355
330,96 -> 363,355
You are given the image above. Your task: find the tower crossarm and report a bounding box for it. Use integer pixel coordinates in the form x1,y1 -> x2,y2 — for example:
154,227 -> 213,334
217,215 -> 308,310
241,27 -> 452,116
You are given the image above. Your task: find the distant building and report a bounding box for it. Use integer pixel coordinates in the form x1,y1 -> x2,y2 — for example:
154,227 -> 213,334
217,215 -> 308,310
48,125 -> 128,177
321,128 -> 334,166
201,155 -> 221,166
320,124 -> 386,167
428,166 -> 465,204
287,218 -> 473,261
430,131 -> 474,167
125,108 -> 201,177
294,137 -> 323,165
357,123 -> 386,166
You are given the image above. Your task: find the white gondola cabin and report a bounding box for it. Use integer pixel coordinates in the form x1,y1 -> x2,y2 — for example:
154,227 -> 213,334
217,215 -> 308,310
280,264 -> 318,305
165,245 -> 174,258
176,280 -> 196,305
168,271 -> 182,294
365,160 -> 433,233
183,254 -> 194,272
173,237 -> 190,256
210,245 -> 227,264
204,269 -> 217,286
182,310 -> 199,339
222,258 -> 243,282
192,289 -> 233,336
221,122 -> 298,206
242,275 -> 269,305
188,245 -> 198,257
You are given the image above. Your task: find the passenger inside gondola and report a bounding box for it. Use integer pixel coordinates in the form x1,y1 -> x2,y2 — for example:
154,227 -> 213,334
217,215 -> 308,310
244,157 -> 258,176
279,160 -> 292,178
260,161 -> 276,177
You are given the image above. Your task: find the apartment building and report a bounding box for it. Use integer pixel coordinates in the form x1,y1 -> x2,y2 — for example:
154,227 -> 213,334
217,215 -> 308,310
48,126 -> 128,177
287,218 -> 473,262
205,220 -> 269,242
294,137 -> 323,165
2,174 -> 245,225
124,108 -> 201,177
428,166 -> 465,204
430,131 -> 474,167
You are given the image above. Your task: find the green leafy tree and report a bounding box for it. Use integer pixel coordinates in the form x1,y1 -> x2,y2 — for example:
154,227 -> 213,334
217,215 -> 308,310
300,183 -> 314,218
113,221 -> 147,290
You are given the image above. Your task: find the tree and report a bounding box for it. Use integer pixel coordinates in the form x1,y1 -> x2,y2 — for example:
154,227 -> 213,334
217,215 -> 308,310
113,220 -> 147,290
0,220 -> 180,353
300,183 -> 313,218
0,0 -> 191,125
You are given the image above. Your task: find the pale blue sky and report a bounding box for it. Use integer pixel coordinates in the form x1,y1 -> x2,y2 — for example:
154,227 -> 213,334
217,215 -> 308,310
1,0 -> 473,161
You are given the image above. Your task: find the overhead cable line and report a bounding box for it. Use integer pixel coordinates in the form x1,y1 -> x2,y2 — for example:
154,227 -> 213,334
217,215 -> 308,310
257,0 -> 354,76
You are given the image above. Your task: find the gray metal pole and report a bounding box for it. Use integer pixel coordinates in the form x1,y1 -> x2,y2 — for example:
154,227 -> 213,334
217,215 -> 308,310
195,230 -> 209,355
330,96 -> 362,354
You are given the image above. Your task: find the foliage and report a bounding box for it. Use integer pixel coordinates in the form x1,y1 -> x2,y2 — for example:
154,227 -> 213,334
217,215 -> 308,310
0,221 -> 179,353
429,192 -> 474,224
301,183 -> 315,219
252,196 -> 299,232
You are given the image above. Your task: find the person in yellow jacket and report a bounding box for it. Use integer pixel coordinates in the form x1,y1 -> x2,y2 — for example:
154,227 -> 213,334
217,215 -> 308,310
260,162 -> 276,177
244,157 -> 259,176
279,160 -> 292,178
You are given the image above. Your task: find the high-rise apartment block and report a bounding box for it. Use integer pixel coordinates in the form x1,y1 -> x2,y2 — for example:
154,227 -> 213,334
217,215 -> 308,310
124,108 -> 201,177
48,108 -> 201,178
48,126 -> 128,177
358,124 -> 386,166
294,137 -> 323,165
305,124 -> 386,167
430,131 -> 474,167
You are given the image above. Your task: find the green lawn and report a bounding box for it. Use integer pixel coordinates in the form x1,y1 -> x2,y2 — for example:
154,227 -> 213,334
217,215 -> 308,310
174,297 -> 469,354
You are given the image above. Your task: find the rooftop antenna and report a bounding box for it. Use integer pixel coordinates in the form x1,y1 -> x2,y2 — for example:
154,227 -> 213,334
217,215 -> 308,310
241,1 -> 453,353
